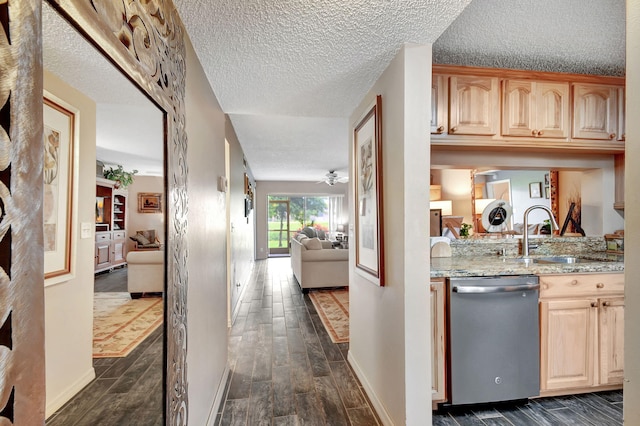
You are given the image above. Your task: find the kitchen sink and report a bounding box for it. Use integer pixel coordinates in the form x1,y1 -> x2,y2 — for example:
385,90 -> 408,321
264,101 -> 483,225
506,256 -> 589,265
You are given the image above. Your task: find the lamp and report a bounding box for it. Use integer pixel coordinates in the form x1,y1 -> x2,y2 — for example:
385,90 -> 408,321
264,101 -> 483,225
474,198 -> 496,215
430,200 -> 452,216
336,224 -> 345,233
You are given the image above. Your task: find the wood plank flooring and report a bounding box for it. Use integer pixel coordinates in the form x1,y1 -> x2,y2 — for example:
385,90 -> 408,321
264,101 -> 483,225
216,257 -> 380,425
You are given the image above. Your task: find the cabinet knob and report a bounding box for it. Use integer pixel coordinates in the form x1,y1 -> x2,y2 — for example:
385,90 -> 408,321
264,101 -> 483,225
537,130 -> 544,136
450,126 -> 458,133
571,280 -> 578,286
591,301 -> 597,307
430,284 -> 436,291
531,130 -> 537,136
609,133 -> 616,139
621,134 -> 626,141
436,126 -> 444,133
596,282 -> 604,289
602,301 -> 610,307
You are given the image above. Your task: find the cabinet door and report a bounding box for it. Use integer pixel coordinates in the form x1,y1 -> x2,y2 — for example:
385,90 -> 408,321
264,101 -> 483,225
502,80 -> 569,138
431,74 -> 447,134
599,297 -> 624,385
111,239 -> 127,265
502,80 -> 534,137
572,83 -> 618,140
449,76 -> 499,135
540,298 -> 596,391
430,279 -> 446,402
535,82 -> 570,138
95,241 -> 112,269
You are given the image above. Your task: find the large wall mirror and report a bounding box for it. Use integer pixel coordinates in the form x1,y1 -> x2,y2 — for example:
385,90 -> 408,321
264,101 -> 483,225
39,0 -> 189,423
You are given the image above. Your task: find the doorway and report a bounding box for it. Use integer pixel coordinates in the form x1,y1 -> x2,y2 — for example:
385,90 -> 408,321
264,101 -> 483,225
268,198 -> 291,256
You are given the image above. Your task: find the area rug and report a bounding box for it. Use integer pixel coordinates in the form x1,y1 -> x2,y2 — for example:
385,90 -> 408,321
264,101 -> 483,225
309,288 -> 349,344
93,292 -> 163,358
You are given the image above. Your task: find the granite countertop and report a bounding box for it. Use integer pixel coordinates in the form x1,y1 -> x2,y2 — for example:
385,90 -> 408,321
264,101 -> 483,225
431,253 -> 624,278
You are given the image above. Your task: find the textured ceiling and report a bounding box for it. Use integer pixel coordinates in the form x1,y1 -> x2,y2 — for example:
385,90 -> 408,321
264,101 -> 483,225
44,0 -> 627,183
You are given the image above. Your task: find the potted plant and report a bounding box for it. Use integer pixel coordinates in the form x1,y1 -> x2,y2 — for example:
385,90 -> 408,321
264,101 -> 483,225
460,223 -> 472,238
103,165 -> 138,188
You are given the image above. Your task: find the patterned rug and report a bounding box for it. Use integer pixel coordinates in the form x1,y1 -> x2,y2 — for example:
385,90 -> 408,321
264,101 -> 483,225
309,288 -> 349,344
93,292 -> 163,358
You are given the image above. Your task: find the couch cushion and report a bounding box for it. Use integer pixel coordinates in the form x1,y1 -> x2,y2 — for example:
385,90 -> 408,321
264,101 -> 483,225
302,237 -> 323,250
294,233 -> 308,242
130,233 -> 151,245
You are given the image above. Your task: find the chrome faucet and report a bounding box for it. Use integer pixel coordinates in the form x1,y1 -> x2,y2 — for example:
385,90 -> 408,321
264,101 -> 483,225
522,205 -> 559,257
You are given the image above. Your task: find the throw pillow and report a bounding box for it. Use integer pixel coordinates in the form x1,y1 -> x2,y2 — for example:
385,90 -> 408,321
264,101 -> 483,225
294,233 -> 308,242
130,233 -> 151,245
316,229 -> 326,240
300,227 -> 317,238
302,237 -> 322,250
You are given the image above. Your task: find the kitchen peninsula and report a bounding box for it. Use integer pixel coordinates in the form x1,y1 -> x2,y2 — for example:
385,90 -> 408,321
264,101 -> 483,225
430,235 -> 624,408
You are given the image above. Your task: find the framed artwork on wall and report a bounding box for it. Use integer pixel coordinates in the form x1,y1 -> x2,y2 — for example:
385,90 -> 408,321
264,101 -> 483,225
138,193 -> 162,213
353,95 -> 385,286
44,94 -> 77,283
529,182 -> 542,198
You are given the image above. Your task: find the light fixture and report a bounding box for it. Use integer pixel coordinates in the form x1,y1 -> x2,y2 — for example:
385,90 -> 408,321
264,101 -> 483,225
430,200 -> 453,216
474,198 -> 496,215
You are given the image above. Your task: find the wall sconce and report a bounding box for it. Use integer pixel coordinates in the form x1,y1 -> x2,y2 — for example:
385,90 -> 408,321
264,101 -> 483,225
430,200 -> 452,216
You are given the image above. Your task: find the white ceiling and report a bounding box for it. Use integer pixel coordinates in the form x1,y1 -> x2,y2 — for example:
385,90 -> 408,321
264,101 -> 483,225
43,0 -> 626,182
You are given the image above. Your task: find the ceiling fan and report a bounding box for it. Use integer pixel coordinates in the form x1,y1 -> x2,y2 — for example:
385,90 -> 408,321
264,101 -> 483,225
318,170 -> 348,186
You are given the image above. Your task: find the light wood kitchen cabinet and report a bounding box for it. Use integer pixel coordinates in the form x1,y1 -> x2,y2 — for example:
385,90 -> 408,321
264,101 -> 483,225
599,297 -> 625,386
502,80 -> 569,139
617,86 -> 625,141
430,278 -> 446,405
540,298 -> 596,391
431,74 -> 448,134
572,83 -> 619,140
448,75 -> 499,136
539,273 -> 624,396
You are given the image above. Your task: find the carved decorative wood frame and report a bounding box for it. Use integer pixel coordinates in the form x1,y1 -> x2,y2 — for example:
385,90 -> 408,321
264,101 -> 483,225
0,0 -> 189,424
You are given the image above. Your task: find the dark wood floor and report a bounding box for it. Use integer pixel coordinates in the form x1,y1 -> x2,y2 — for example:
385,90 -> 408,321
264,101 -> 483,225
216,257 -> 381,425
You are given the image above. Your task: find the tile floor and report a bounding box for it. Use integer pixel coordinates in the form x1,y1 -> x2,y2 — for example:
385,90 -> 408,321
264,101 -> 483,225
46,259 -> 625,425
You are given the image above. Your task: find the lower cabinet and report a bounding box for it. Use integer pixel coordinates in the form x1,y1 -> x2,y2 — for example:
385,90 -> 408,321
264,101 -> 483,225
95,231 -> 127,273
431,278 -> 446,405
539,274 -> 624,396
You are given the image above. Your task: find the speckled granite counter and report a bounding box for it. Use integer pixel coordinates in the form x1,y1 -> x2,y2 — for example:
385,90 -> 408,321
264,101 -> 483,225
431,236 -> 624,277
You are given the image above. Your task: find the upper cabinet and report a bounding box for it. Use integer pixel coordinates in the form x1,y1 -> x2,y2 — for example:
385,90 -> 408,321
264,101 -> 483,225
572,83 -> 618,140
502,80 -> 569,139
431,65 -> 625,153
431,74 -> 448,134
448,75 -> 500,136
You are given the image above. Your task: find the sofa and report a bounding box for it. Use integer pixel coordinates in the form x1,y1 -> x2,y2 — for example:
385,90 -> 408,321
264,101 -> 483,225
126,250 -> 164,298
290,234 -> 348,292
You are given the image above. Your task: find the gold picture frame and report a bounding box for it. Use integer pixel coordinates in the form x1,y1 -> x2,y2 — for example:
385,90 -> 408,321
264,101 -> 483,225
138,193 -> 162,213
353,95 -> 385,286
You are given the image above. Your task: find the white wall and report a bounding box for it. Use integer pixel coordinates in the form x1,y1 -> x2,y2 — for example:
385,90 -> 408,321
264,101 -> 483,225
43,70 -> 97,417
348,44 -> 432,425
254,181 -> 348,260
625,1 -> 640,421
492,170 -> 549,224
225,118 -> 256,319
183,36 -> 230,424
126,176 -> 164,250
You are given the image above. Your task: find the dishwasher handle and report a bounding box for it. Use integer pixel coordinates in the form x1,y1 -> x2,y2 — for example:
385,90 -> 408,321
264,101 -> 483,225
452,282 -> 540,294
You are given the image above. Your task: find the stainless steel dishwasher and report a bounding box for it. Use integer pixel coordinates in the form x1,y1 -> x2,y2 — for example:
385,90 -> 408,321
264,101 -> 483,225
448,275 -> 540,406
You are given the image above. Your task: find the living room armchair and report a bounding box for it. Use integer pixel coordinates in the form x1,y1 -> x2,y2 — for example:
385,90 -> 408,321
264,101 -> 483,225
130,229 -> 162,250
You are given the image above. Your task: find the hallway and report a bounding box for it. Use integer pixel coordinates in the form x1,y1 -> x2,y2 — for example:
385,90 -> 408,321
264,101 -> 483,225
216,258 -> 380,425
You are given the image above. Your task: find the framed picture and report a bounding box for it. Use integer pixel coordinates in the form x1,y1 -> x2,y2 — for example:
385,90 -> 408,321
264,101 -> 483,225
138,193 -> 162,213
44,94 -> 77,283
545,186 -> 550,199
529,182 -> 542,198
353,95 -> 384,286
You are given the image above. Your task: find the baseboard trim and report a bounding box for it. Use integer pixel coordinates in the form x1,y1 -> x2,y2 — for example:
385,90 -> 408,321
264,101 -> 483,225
45,367 -> 96,419
347,350 -> 393,426
206,364 -> 231,426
